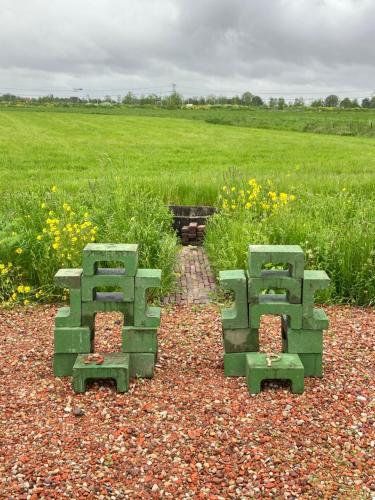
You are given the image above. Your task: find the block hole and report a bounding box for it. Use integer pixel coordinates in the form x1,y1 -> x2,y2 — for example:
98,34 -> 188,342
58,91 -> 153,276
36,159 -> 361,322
94,288 -> 124,301
94,312 -> 123,353
258,315 -> 283,355
261,379 -> 291,392
84,379 -> 117,392
261,263 -> 290,272
95,263 -> 126,274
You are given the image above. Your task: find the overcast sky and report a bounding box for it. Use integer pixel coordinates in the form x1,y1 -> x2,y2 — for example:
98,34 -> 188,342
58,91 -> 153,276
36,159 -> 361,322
0,0 -> 374,101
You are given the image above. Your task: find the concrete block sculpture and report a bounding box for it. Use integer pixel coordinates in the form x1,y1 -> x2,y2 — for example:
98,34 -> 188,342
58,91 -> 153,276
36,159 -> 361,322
53,243 -> 161,393
220,244 -> 330,394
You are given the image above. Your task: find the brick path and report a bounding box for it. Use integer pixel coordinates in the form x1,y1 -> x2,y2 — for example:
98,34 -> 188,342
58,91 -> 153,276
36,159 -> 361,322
163,246 -> 216,305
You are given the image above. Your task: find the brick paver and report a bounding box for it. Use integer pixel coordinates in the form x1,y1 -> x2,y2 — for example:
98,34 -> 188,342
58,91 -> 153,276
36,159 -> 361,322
163,246 -> 216,305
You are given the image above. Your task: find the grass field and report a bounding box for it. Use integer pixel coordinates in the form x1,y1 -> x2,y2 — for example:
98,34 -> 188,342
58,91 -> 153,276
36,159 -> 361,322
1,109 -> 375,204
0,107 -> 374,305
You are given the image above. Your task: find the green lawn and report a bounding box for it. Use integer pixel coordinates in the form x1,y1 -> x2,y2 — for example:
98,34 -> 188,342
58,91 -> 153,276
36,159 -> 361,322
1,109 -> 375,205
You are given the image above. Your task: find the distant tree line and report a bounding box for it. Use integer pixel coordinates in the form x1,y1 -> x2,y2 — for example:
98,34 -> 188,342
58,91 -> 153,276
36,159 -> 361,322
1,91 -> 375,109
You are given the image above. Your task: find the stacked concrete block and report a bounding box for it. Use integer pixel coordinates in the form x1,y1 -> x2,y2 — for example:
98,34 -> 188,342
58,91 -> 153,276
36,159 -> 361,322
181,222 -> 205,246
53,243 -> 162,392
220,244 -> 330,394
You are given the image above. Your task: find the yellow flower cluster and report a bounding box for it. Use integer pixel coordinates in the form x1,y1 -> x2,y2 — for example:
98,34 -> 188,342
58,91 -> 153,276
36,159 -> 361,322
37,192 -> 98,265
220,179 -> 296,216
0,260 -> 42,306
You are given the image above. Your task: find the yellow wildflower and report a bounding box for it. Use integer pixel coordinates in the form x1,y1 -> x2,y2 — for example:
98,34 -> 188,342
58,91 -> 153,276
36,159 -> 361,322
37,235 -> 42,240
17,285 -> 25,293
40,202 -> 46,209
24,299 -> 30,305
15,248 -> 23,255
51,185 -> 57,192
52,242 -> 59,250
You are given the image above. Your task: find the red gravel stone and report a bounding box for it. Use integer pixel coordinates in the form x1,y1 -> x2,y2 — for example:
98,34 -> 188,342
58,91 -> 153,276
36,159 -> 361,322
0,304 -> 374,498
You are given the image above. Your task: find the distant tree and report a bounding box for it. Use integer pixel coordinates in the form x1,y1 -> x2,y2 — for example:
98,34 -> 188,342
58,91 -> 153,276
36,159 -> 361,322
167,91 -> 183,108
340,97 -> 353,108
325,94 -> 339,107
123,92 -> 136,104
370,96 -> 375,108
311,99 -> 324,107
251,95 -> 263,106
277,97 -> 286,109
206,94 -> 217,105
361,97 -> 371,108
241,91 -> 253,106
293,97 -> 305,107
351,98 -> 359,108
268,97 -> 277,108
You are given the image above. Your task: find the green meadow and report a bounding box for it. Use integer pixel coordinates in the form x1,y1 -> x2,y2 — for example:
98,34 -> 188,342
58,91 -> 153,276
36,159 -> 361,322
1,109 -> 375,203
0,108 -> 374,305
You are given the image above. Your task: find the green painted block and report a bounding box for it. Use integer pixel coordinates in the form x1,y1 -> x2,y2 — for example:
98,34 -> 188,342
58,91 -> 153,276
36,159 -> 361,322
73,352 -> 130,393
282,328 -> 323,353
82,298 -> 134,325
248,245 -> 305,278
81,273 -> 135,302
246,353 -> 304,394
53,353 -> 79,376
249,295 -> 303,329
134,269 -> 162,328
54,326 -> 93,353
298,353 -> 323,377
82,243 -> 138,277
302,270 -> 330,321
81,312 -> 96,331
55,306 -> 81,328
224,352 -> 247,376
223,327 -> 259,353
247,270 -> 302,304
54,268 -> 82,289
122,327 -> 158,353
302,308 -> 329,330
129,353 -> 155,378
219,270 -> 248,329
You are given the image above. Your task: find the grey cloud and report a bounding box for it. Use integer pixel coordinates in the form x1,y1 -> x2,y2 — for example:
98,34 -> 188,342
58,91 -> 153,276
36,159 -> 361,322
0,0 -> 374,98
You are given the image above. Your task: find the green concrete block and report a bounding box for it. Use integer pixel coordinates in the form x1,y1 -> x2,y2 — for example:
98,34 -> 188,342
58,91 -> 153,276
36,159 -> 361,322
82,298 -> 134,325
298,353 -> 323,377
53,353 -> 79,377
55,306 -> 81,328
282,328 -> 323,353
129,353 -> 155,378
82,243 -> 138,277
222,327 -> 259,353
81,312 -> 96,331
302,270 -> 330,321
122,327 -> 158,353
54,268 -> 82,289
248,244 -> 304,278
249,295 -> 303,329
247,270 -> 302,304
81,273 -> 134,302
54,326 -> 93,353
246,353 -> 304,394
134,269 -> 162,328
73,352 -> 130,393
224,352 -> 247,376
302,308 -> 329,330
219,270 -> 248,329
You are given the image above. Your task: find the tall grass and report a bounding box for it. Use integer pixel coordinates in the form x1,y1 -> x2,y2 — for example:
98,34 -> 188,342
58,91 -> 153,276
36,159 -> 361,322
0,183 -> 178,304
205,186 -> 375,306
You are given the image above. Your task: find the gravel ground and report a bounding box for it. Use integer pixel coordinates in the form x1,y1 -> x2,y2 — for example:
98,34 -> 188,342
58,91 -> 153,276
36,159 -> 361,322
0,304 -> 374,499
